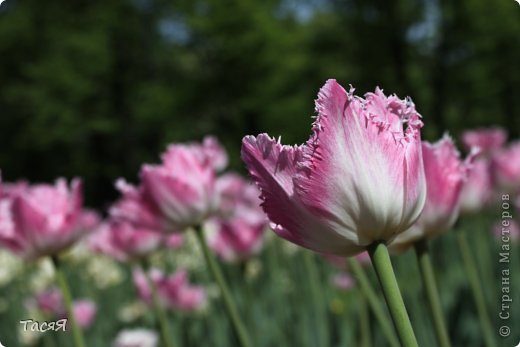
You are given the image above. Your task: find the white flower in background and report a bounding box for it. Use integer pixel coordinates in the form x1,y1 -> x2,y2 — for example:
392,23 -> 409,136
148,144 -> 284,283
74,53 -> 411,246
0,250 -> 23,287
118,301 -> 147,323
63,241 -> 92,263
245,259 -> 262,281
169,231 -> 204,271
86,256 -> 124,289
29,259 -> 55,293
112,328 -> 158,347
19,324 -> 41,346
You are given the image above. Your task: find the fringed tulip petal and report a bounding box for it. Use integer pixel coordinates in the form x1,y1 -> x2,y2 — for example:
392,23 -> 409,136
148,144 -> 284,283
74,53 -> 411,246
242,80 -> 426,256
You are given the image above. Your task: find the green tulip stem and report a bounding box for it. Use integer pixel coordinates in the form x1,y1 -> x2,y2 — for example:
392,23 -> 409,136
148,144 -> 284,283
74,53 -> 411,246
348,258 -> 400,347
368,242 -> 418,347
194,226 -> 253,347
51,256 -> 87,347
414,239 -> 451,347
456,230 -> 496,347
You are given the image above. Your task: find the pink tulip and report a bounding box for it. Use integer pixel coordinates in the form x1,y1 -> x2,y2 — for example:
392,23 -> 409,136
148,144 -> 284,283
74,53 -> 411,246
0,178 -> 95,260
332,272 -> 356,291
459,158 -> 494,214
241,80 -> 426,256
114,137 -> 225,232
460,127 -> 507,155
164,234 -> 184,249
215,173 -> 264,222
390,136 -> 474,251
161,269 -> 207,312
492,219 -> 519,243
207,218 -> 265,262
29,287 -> 64,314
0,180 -> 29,198
202,136 -> 229,171
133,268 -> 206,313
89,221 -> 163,261
113,328 -> 159,347
28,289 -> 96,329
133,268 -> 163,305
109,179 -> 169,232
491,141 -> 520,194
207,174 -> 267,262
70,300 -> 97,329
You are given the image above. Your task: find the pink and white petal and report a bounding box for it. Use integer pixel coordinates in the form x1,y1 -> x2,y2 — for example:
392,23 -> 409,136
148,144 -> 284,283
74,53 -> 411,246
294,80 -> 425,244
242,133 -> 363,255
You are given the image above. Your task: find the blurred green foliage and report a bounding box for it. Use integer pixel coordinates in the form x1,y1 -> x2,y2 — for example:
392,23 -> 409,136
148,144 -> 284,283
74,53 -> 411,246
0,214 -> 518,346
0,0 -> 519,205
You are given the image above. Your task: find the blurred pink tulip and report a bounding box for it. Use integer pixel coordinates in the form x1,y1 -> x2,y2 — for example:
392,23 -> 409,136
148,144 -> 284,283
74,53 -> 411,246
460,127 -> 507,155
459,158 -> 494,214
332,272 -> 356,291
202,136 -> 229,171
29,287 -> 64,314
161,269 -> 207,312
0,178 -> 96,260
207,218 -> 265,262
133,267 -> 206,313
110,179 -> 169,232
164,233 -> 184,249
67,300 -> 97,329
391,136 -> 475,252
89,221 -> 163,262
491,141 -> 520,194
113,137 -> 226,232
241,80 -> 426,256
113,328 -> 159,347
207,174 -> 267,262
29,289 -> 96,329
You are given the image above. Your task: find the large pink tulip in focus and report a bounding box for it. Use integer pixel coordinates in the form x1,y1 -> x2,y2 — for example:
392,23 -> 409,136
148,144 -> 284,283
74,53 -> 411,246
112,136 -> 227,232
133,268 -> 206,313
241,80 -> 426,256
390,136 -> 474,252
207,173 -> 267,262
89,221 -> 163,262
0,178 -> 97,260
491,141 -> 520,194
460,127 -> 507,155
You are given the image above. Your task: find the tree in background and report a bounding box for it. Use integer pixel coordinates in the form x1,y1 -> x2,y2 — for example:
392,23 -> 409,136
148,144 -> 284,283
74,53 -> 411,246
0,0 -> 518,206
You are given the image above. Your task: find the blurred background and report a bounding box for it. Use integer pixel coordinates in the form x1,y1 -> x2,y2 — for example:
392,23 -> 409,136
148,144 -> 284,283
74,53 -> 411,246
0,0 -> 519,206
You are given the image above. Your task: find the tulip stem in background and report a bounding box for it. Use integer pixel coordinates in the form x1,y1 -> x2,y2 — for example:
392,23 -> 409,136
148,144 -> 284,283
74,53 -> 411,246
413,239 -> 451,347
51,256 -> 87,347
302,251 -> 329,347
194,226 -> 253,347
368,242 -> 419,347
359,293 -> 371,347
456,230 -> 496,347
347,258 -> 400,347
141,261 -> 176,347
